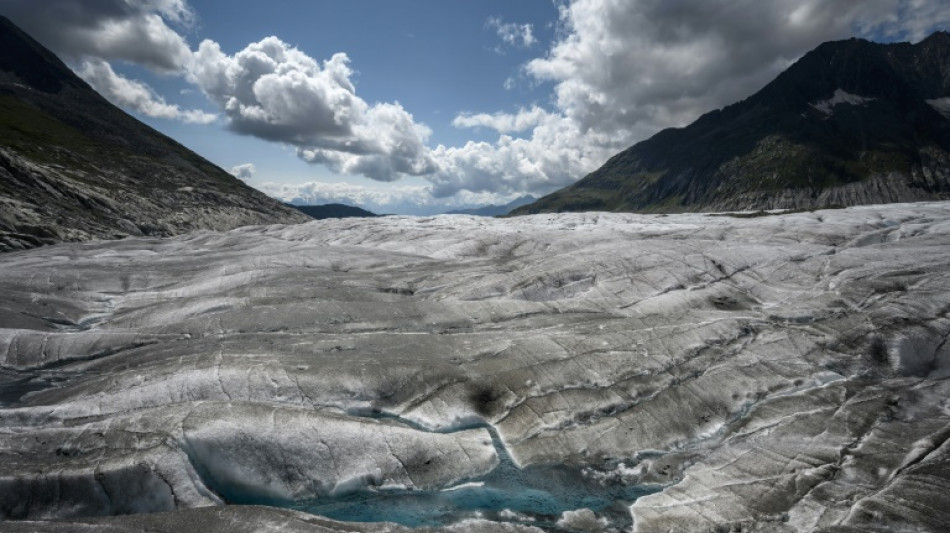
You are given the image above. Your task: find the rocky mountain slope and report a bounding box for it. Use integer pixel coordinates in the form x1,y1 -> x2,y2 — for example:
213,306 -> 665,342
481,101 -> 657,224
445,195 -> 537,217
515,33 -> 950,215
0,16 -> 308,252
2,203 -> 950,532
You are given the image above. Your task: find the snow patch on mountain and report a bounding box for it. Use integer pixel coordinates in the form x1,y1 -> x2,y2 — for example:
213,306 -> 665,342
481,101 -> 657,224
926,97 -> 950,118
811,88 -> 876,115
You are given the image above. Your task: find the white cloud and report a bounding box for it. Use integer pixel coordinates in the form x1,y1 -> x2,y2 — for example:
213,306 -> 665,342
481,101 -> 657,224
3,0 -> 194,72
11,0 -> 950,205
487,16 -> 537,50
188,37 -> 436,182
452,106 -> 550,133
6,0 -> 215,125
431,112 -> 617,198
262,181 -> 431,208
259,180 -> 518,215
229,163 -> 256,181
77,59 -> 216,124
527,0 -> 950,137
429,0 -> 950,199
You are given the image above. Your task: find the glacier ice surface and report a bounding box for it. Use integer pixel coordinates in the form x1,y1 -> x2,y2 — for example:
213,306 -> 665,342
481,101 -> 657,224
2,203 -> 950,532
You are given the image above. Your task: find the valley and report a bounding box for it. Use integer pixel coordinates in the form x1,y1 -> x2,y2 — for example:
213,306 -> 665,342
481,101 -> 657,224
2,204 -> 950,532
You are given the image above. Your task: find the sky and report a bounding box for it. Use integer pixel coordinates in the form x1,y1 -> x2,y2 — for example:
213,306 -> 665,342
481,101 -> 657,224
3,1 -> 950,214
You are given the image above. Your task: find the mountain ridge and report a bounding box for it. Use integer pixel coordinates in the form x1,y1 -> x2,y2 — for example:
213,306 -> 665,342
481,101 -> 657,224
0,16 -> 308,251
514,33 -> 950,215
445,195 -> 537,216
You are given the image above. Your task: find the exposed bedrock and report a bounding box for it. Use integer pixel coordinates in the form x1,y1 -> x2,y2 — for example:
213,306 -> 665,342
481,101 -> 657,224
2,203 -> 950,531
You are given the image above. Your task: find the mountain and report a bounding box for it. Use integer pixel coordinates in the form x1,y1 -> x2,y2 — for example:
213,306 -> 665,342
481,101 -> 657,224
445,195 -> 537,216
514,33 -> 950,215
0,16 -> 308,252
290,203 -> 379,219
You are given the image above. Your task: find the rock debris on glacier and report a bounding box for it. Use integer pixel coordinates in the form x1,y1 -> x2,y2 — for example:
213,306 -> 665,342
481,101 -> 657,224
1,203 -> 950,532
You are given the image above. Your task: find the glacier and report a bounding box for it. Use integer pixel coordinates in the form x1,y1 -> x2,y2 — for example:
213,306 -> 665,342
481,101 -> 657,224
2,203 -> 950,532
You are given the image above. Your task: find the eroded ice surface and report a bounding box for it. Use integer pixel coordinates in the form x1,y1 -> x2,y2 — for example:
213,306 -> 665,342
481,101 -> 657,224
2,203 -> 950,532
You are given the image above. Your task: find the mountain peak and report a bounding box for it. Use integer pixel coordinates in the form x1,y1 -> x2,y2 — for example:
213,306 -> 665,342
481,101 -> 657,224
0,17 -> 307,251
515,33 -> 950,215
0,15 -> 86,94
920,30 -> 950,45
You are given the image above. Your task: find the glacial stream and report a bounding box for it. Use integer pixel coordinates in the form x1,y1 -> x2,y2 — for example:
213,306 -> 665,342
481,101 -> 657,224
234,412 -> 657,530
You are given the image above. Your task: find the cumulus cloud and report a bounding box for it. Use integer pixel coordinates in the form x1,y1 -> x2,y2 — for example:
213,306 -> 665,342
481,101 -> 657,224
487,16 -> 537,50
77,59 -> 216,123
244,0 -> 950,201
429,0 -> 950,199
189,37 -> 437,181
3,0 -> 218,125
431,112 -> 617,197
2,0 -> 194,72
229,163 -> 256,181
11,0 -> 950,204
262,181 -> 432,208
452,106 -> 549,133
527,0 -> 950,139
259,180 -> 517,215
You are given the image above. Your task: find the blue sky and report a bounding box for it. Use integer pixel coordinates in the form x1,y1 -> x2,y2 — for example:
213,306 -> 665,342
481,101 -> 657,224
3,1 -> 950,214
149,0 -> 561,208
162,1 -> 557,149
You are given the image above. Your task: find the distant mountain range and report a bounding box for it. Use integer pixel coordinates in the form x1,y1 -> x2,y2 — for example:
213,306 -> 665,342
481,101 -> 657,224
515,33 -> 950,215
290,203 -> 378,220
445,195 -> 537,216
0,16 -> 307,252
